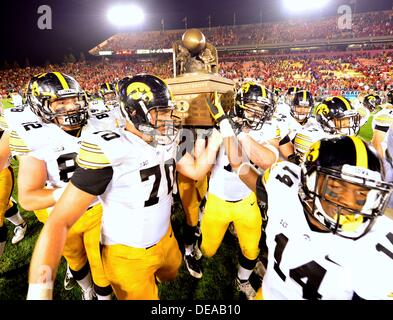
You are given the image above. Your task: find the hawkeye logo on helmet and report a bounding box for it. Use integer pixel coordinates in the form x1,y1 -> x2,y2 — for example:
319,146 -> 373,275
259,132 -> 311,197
316,104 -> 329,115
127,82 -> 153,101
306,140 -> 321,162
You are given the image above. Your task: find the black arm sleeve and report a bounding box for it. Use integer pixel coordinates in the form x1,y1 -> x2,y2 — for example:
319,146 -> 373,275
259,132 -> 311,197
374,124 -> 389,133
256,174 -> 268,205
70,165 -> 114,196
279,134 -> 291,146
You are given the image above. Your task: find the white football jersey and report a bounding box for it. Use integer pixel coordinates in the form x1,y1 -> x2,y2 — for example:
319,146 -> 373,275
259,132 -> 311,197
262,161 -> 393,300
248,117 -> 287,144
4,106 -> 81,188
293,118 -> 330,158
274,102 -> 301,141
349,215 -> 393,300
372,106 -> 393,131
84,108 -> 124,133
4,106 -> 120,189
208,145 -> 252,201
77,130 -> 178,248
373,107 -> 393,153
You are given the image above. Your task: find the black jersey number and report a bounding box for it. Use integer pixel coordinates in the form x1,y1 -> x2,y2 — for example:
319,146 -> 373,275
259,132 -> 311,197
95,113 -> 110,120
275,165 -> 299,187
140,159 -> 175,207
376,232 -> 393,260
57,152 -> 77,182
23,122 -> 43,131
273,233 -> 327,299
140,165 -> 161,207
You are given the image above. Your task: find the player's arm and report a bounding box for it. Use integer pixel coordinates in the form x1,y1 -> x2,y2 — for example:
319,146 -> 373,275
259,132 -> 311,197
176,128 -> 222,181
27,182 -> 95,299
205,92 -> 269,202
277,135 -> 295,160
28,140 -> 114,300
371,127 -> 387,159
17,155 -> 60,211
238,133 -> 278,170
371,110 -> 393,158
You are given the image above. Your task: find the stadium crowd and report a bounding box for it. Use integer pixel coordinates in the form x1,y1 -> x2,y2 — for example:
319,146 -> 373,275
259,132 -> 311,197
92,10 -> 393,53
1,49 -> 392,98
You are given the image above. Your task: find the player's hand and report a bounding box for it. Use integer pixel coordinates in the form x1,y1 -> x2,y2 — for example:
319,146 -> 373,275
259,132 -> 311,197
206,92 -> 227,123
195,127 -> 213,140
207,128 -> 223,150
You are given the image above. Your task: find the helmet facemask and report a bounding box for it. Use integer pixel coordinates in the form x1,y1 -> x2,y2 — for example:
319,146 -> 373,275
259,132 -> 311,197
235,97 -> 274,131
102,92 -> 117,109
291,100 -> 312,124
30,91 -> 88,130
122,100 -> 181,145
301,164 -> 393,240
331,110 -> 361,136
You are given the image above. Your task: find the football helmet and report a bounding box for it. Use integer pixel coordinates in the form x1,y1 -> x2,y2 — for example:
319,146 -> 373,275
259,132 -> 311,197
99,82 -> 117,107
285,86 -> 301,105
363,94 -> 381,112
233,82 -> 275,131
27,72 -> 88,129
300,135 -> 393,239
387,89 -> 393,105
118,74 -> 181,145
315,96 -> 360,135
115,77 -> 132,97
290,90 -> 314,124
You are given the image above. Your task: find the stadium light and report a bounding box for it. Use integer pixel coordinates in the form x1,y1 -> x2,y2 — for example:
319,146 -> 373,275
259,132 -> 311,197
283,0 -> 330,13
107,4 -> 144,27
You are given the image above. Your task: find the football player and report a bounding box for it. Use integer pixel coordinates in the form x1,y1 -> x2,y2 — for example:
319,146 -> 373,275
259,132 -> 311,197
207,101 -> 393,299
98,82 -> 117,109
291,96 -> 360,164
200,84 -> 279,300
371,104 -> 393,158
357,93 -> 383,142
27,74 -> 222,300
0,109 -> 27,256
384,124 -> 393,215
2,72 -> 112,300
178,129 -> 209,279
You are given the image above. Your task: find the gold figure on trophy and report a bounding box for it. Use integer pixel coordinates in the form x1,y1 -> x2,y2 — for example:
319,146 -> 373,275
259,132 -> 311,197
173,29 -> 218,76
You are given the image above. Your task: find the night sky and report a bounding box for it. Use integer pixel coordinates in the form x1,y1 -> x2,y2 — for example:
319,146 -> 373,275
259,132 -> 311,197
0,0 -> 392,66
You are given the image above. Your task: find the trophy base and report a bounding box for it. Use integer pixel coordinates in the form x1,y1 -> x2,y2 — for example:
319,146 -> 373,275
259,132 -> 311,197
165,73 -> 235,126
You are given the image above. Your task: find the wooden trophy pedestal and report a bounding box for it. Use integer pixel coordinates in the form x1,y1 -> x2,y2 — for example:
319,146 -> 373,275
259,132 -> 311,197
166,73 -> 235,127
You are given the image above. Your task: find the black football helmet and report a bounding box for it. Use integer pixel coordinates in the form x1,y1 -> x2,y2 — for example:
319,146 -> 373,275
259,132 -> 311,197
99,82 -> 117,107
115,77 -> 132,97
300,135 -> 393,240
285,86 -> 301,104
233,82 -> 274,131
26,72 -> 88,129
315,96 -> 360,135
118,74 -> 181,145
290,90 -> 314,124
363,94 -> 381,112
